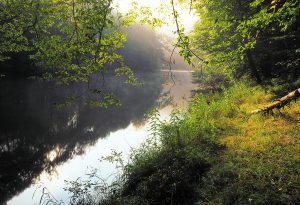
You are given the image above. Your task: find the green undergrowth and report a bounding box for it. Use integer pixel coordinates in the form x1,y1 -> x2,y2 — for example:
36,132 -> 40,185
97,82 -> 300,205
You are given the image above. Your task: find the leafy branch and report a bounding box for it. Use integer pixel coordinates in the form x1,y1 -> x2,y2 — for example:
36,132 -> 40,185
170,0 -> 207,65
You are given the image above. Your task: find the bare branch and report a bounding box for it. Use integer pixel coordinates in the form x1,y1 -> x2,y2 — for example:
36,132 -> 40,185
168,40 -> 179,86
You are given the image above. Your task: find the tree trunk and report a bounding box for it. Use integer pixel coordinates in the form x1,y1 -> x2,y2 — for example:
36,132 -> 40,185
251,88 -> 300,114
246,50 -> 262,84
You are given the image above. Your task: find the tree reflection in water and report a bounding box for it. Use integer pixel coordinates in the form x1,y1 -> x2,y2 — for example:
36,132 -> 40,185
0,25 -> 163,204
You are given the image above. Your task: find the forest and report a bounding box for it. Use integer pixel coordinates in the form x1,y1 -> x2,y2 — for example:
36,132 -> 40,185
0,0 -> 299,204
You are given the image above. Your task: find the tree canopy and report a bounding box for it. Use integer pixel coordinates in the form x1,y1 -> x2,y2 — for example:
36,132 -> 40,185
0,0 -> 140,84
190,0 -> 300,91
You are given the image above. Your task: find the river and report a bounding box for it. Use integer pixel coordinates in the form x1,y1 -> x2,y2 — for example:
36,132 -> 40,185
0,25 -> 197,205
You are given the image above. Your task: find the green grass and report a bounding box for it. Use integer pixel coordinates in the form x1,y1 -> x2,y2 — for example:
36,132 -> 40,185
96,82 -> 300,205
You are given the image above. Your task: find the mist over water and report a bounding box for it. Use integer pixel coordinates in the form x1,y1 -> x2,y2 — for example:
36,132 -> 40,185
1,25 -> 196,205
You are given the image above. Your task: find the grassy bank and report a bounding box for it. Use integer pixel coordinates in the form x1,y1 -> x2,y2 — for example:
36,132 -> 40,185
95,82 -> 300,205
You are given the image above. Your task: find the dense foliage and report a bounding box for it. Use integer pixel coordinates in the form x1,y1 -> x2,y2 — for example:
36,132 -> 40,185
0,0 -> 138,83
190,0 -> 300,91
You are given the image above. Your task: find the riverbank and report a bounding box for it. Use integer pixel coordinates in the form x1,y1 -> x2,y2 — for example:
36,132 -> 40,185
94,81 -> 300,205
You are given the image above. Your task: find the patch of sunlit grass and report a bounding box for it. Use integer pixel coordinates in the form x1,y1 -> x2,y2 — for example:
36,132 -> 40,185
201,83 -> 300,204
207,83 -> 300,202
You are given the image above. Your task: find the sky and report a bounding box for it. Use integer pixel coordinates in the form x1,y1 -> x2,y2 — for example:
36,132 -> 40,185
113,0 -> 198,37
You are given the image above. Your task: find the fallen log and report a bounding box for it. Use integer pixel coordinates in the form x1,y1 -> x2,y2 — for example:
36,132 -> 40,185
251,88 -> 300,114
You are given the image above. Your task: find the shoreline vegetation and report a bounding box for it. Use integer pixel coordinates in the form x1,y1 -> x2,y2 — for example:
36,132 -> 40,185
65,81 -> 299,205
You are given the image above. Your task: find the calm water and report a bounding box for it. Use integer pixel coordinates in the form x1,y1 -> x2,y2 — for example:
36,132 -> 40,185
0,26 -> 197,205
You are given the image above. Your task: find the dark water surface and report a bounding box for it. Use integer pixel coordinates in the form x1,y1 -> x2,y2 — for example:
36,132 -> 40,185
0,26 -> 196,205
